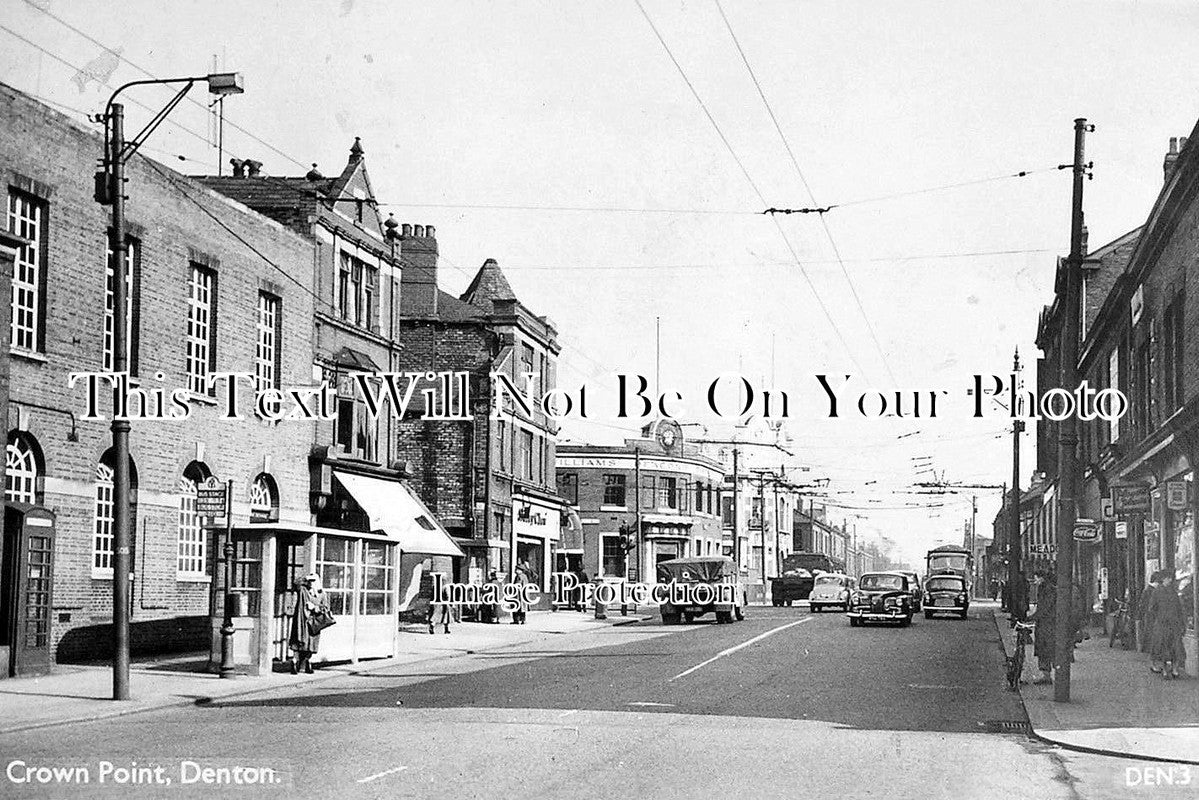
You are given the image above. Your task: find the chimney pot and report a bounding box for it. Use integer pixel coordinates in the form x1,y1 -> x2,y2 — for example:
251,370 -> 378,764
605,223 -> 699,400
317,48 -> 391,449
229,158 -> 245,178
414,224 -> 425,237
401,223 -> 413,237
426,225 -> 435,238
1164,137 -> 1183,181
245,159 -> 263,177
305,163 -> 324,181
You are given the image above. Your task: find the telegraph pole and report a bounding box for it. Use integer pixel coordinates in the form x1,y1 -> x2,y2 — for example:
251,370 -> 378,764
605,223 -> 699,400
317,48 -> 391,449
1055,117 -> 1092,703
971,495 -> 978,593
731,448 -> 739,569
1009,348 -> 1025,618
758,472 -> 767,601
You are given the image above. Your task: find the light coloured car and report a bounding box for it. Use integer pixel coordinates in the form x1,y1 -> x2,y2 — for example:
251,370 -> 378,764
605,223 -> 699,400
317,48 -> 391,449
809,573 -> 855,613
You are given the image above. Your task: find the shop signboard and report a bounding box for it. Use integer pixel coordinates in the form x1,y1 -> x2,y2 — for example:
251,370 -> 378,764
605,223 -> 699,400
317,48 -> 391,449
1028,543 -> 1055,555
1073,518 -> 1100,542
1166,480 -> 1189,511
1112,484 -> 1151,516
1115,521 -> 1128,540
1100,499 -> 1116,522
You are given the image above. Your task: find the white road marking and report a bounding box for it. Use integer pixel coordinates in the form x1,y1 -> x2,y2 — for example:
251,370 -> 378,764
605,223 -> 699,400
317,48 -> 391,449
558,709 -> 579,717
626,701 -> 675,707
357,765 -> 409,784
668,617 -> 814,682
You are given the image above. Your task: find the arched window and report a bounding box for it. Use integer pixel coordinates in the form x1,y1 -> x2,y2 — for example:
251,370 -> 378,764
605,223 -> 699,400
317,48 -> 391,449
248,473 -> 279,523
92,450 -> 139,576
5,432 -> 41,505
93,462 -> 115,572
177,461 -> 212,578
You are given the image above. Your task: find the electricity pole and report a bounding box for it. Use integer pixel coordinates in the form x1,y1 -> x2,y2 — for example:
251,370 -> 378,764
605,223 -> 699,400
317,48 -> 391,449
1009,348 -> 1026,618
1055,117 -> 1092,703
731,448 -> 739,569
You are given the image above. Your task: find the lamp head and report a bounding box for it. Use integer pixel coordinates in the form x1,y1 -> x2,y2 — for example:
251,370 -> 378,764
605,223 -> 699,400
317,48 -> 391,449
206,72 -> 244,97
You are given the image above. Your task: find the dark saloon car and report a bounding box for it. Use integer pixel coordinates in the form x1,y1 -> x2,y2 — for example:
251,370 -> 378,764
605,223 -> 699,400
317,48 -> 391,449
923,574 -> 969,619
847,572 -> 915,627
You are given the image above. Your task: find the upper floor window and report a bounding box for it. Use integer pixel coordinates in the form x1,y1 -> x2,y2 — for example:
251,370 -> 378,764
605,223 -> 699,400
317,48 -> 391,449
255,292 -> 282,392
103,236 -> 139,372
519,430 -> 534,480
602,474 -> 626,507
659,476 -> 678,509
520,343 -> 535,379
7,189 -> 47,352
186,264 -> 216,395
1108,347 -> 1121,443
557,472 -> 579,505
335,383 -> 378,462
1162,297 -> 1184,414
337,251 -> 378,331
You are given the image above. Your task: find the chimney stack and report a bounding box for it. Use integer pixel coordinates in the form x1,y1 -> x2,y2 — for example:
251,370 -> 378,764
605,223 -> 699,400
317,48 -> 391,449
1164,137 -> 1182,180
245,159 -> 263,177
229,158 -> 245,178
399,221 -> 439,318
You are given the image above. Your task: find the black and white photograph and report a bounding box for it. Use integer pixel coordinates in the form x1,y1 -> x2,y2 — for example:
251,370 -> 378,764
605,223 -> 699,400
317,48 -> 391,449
0,1 -> 1197,798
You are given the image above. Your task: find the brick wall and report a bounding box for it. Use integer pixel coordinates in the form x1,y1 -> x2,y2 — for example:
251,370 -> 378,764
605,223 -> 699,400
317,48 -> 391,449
0,84 -> 317,660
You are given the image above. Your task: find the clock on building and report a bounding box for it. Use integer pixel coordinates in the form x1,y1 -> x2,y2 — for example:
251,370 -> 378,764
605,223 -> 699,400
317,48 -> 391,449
656,419 -> 683,451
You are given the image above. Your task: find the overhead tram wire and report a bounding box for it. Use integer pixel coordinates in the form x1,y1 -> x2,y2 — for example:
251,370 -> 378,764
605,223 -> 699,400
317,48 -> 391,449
715,0 -> 895,386
19,0 -> 311,172
632,0 -> 872,381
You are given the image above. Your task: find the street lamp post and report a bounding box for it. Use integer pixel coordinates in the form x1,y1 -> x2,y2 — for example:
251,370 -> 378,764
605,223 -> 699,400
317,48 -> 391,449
97,72 -> 243,701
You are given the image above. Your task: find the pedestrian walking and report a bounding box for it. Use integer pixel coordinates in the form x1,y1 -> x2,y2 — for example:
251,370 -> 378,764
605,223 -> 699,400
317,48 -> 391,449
480,571 -> 502,623
426,573 -> 452,634
1029,570 -> 1056,684
576,569 -> 590,612
1138,571 -> 1161,654
990,579 -> 1000,601
1148,572 -> 1186,678
512,559 -> 536,624
289,572 -> 332,675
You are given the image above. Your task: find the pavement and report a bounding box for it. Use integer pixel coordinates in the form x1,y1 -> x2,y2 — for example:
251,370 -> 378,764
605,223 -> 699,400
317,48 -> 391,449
995,605 -> 1199,763
0,609 -> 647,735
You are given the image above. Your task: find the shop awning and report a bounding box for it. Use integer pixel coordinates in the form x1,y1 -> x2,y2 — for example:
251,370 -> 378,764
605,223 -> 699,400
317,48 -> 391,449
333,471 -> 464,557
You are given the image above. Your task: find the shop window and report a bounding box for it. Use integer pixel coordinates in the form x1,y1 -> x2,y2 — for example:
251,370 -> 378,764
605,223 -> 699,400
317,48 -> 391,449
602,474 -> 625,507
601,535 -> 626,578
231,538 -> 262,617
317,536 -> 356,616
360,541 -> 394,615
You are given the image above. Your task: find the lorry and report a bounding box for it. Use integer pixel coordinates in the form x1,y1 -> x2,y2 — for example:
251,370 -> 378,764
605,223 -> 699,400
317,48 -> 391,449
656,556 -> 745,624
769,551 -> 843,606
925,544 -> 973,595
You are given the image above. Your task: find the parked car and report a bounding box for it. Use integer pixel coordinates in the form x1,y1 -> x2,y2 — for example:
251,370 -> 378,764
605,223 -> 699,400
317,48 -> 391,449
898,571 -> 924,611
656,556 -> 746,625
809,573 -> 855,612
847,572 -> 915,627
923,574 -> 969,619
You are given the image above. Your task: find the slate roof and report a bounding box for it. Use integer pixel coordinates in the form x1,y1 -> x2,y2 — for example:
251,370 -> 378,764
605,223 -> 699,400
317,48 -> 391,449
460,259 -> 517,313
400,288 -> 486,323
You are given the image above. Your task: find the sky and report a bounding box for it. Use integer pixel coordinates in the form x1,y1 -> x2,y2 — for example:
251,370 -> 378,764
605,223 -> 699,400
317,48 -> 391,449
4,0 -> 1199,567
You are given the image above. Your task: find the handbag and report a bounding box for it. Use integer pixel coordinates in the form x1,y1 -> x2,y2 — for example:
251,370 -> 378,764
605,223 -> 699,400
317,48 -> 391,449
307,607 -> 336,636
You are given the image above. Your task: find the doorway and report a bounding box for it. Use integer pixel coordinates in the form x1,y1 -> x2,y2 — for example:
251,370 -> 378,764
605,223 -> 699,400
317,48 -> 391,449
272,538 -> 306,663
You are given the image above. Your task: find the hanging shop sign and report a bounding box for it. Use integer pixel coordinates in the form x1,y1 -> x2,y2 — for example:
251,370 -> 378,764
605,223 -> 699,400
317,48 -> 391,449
1100,498 -> 1116,522
1073,518 -> 1100,542
1112,484 -> 1151,515
1166,480 -> 1189,511
1028,543 -> 1056,555
1115,521 -> 1128,540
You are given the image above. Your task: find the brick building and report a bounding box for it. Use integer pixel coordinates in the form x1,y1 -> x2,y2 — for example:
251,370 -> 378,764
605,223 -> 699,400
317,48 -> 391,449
0,83 -> 317,669
396,252 -> 567,591
1036,131 -> 1199,657
556,421 -> 725,583
198,139 -> 463,658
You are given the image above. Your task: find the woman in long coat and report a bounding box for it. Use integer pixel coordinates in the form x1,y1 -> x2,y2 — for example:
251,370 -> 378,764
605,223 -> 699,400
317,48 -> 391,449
289,572 -> 331,674
1149,573 -> 1185,678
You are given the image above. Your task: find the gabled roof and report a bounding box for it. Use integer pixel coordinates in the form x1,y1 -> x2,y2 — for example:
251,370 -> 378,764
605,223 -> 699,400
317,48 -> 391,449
400,288 -> 486,323
460,259 -> 517,313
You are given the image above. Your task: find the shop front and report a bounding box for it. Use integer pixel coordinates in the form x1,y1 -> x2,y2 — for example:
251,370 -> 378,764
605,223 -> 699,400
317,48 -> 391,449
213,470 -> 462,674
512,491 -> 563,593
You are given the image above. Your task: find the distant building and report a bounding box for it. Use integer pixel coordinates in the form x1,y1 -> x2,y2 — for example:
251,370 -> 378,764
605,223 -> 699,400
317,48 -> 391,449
556,421 -> 725,583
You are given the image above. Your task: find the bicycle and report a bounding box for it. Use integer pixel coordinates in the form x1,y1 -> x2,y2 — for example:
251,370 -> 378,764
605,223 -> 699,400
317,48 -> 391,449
1006,620 -> 1036,691
1109,598 -> 1133,649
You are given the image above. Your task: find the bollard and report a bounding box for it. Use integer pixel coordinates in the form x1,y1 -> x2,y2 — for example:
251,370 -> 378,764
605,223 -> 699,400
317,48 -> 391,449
593,578 -> 607,620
